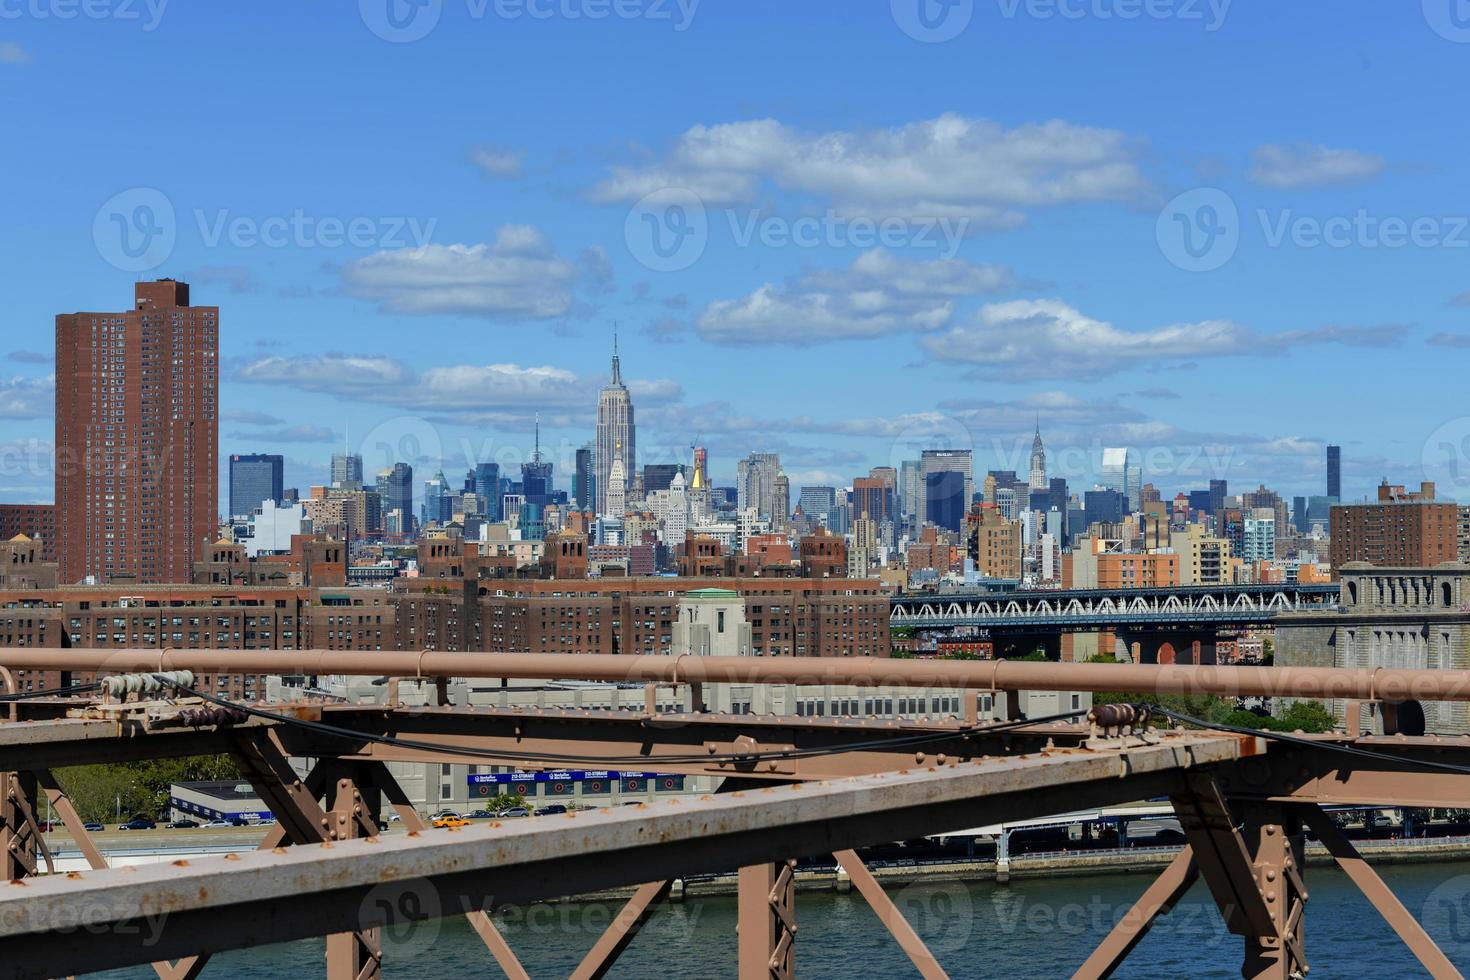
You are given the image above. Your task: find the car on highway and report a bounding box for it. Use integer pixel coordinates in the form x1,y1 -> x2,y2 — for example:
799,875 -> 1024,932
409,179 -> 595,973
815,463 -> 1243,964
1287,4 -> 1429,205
82,822 -> 104,833
168,819 -> 200,829
432,814 -> 471,829
118,818 -> 157,831
201,820 -> 233,829
499,806 -> 530,818
534,804 -> 568,816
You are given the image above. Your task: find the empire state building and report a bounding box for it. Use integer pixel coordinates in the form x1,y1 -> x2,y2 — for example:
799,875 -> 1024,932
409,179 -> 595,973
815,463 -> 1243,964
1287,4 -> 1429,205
595,335 -> 636,517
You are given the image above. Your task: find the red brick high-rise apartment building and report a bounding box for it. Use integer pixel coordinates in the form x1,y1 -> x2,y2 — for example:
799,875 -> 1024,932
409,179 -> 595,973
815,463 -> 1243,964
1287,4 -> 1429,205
55,280 -> 218,584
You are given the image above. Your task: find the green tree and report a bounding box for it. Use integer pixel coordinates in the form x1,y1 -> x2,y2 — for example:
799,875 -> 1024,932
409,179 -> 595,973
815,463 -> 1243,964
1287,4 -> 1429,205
1273,700 -> 1336,733
55,755 -> 241,823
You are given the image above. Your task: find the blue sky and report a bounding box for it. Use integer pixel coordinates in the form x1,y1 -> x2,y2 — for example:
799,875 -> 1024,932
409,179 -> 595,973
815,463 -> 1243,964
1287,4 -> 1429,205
3,1 -> 1470,507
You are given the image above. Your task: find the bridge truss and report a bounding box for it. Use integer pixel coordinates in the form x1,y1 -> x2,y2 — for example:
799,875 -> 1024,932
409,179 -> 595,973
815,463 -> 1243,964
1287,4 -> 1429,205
889,583 -> 1340,631
0,650 -> 1465,980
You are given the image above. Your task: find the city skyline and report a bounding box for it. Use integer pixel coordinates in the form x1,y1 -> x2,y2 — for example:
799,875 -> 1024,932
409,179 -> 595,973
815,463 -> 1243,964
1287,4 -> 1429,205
4,6 -> 1469,506
19,280 -> 1372,512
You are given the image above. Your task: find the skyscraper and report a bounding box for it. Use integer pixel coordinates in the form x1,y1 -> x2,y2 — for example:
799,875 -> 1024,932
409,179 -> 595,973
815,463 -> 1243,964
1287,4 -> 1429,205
1028,422 -> 1047,490
56,280 -> 218,584
1100,448 -> 1142,513
573,446 -> 594,512
690,446 -> 708,490
798,486 -> 837,520
422,471 -> 450,528
595,335 -> 635,516
331,452 -> 364,489
899,460 -> 921,531
642,464 -> 682,494
605,447 -> 627,518
919,450 -> 973,529
229,454 -> 284,519
736,452 -> 782,518
376,462 -> 414,530
1208,479 -> 1228,516
772,472 -> 790,530
1327,444 -> 1341,500
521,416 -> 553,501
850,477 -> 893,524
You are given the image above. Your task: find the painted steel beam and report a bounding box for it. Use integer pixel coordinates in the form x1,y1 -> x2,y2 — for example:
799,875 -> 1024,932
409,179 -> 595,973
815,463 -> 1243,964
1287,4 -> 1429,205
0,714 -> 281,771
3,650 -> 1470,703
0,733 -> 1250,979
290,705 -> 1090,781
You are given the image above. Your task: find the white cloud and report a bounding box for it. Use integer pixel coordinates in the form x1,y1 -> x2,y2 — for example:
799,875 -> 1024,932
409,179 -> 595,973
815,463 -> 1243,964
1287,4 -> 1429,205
0,43 -> 30,65
237,354 -> 411,396
1428,331 -> 1470,349
920,299 -> 1406,379
189,265 -> 258,294
468,144 -> 525,179
227,424 -> 338,444
1247,143 -> 1387,190
339,226 -> 581,319
592,114 -> 1150,227
694,249 -> 1014,346
236,354 -> 681,418
222,410 -> 287,426
0,375 -> 53,419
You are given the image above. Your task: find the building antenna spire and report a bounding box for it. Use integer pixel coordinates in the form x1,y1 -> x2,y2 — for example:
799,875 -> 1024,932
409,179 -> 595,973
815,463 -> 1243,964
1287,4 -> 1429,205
534,411 -> 542,463
610,321 -> 623,385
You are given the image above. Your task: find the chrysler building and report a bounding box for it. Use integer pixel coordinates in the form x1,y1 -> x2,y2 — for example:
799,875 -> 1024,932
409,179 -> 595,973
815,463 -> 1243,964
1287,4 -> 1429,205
1028,421 -> 1047,490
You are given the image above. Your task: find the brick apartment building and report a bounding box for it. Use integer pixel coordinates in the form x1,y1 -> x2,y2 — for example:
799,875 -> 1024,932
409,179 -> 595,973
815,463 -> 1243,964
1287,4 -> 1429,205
393,577 -> 889,658
55,281 -> 218,585
0,585 -> 394,698
1330,480 -> 1459,573
0,505 -> 56,562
